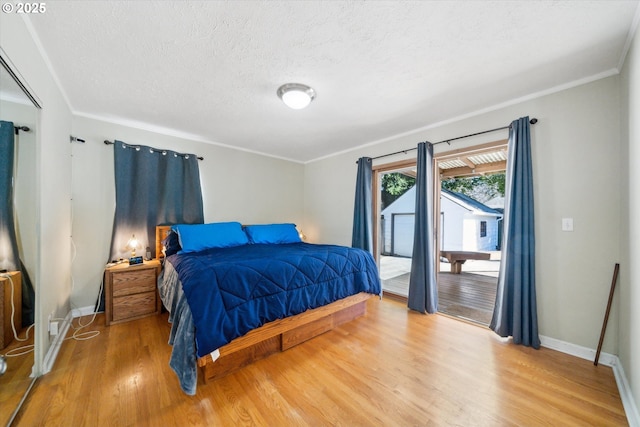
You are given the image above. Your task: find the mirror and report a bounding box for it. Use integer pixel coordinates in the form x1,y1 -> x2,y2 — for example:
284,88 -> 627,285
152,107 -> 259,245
0,53 -> 39,426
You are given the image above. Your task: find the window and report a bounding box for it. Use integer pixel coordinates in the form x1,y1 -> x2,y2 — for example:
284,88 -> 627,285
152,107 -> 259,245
480,221 -> 487,237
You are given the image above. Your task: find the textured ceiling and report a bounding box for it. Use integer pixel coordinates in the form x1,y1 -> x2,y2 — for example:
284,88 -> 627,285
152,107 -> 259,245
26,0 -> 640,162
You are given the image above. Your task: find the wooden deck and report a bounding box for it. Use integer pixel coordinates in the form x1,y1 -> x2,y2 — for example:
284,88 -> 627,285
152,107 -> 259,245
382,272 -> 497,326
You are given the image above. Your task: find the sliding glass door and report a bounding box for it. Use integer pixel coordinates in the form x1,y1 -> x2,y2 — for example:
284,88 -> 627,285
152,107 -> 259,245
373,141 -> 507,326
434,140 -> 507,325
374,161 -> 416,298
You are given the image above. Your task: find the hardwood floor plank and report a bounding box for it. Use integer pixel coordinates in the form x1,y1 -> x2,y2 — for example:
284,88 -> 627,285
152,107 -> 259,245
12,298 -> 628,426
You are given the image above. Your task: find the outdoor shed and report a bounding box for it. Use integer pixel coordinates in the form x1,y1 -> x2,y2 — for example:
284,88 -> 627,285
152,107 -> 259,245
380,187 -> 502,257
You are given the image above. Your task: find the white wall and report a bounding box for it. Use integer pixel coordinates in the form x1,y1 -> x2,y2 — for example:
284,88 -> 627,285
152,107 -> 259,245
619,19 -> 640,417
304,76 -> 622,355
441,196 -> 466,251
0,15 -> 73,372
70,116 -> 305,308
461,214 -> 498,252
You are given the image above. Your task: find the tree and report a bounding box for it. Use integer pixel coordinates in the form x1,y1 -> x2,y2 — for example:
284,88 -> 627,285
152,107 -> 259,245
381,173 -> 415,210
441,173 -> 505,203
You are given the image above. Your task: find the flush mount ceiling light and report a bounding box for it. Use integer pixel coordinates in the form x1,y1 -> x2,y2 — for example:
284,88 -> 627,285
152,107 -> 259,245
277,83 -> 316,109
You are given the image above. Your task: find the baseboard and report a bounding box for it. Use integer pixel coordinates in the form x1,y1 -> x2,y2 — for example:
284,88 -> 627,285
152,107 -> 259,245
540,335 -> 639,426
539,335 -> 617,366
42,306 -> 102,375
611,357 -> 640,427
41,311 -> 72,375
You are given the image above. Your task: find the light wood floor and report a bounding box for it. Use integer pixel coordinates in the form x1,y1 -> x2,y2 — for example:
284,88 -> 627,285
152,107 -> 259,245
13,298 -> 627,426
0,329 -> 34,427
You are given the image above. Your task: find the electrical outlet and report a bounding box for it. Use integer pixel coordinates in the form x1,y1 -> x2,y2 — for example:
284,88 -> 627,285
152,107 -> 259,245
561,217 -> 574,232
48,313 -> 52,331
50,321 -> 59,336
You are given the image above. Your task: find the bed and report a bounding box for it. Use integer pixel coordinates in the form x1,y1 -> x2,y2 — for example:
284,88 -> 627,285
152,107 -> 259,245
155,222 -> 381,395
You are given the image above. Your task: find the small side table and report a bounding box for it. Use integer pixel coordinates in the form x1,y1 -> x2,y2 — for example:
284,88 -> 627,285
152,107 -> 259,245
104,260 -> 161,326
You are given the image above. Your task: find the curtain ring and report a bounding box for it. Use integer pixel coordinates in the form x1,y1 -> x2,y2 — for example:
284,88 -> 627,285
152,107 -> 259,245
162,151 -> 167,155
184,154 -> 189,159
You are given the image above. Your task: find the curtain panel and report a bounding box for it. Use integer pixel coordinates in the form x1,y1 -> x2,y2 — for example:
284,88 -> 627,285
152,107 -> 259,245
490,117 -> 540,348
0,120 -> 35,326
108,140 -> 204,261
407,142 -> 438,314
0,121 -> 20,272
352,157 -> 373,254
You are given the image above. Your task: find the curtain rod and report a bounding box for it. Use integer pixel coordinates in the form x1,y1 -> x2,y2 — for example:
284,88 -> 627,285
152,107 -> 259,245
367,118 -> 538,162
103,140 -> 204,161
14,125 -> 30,135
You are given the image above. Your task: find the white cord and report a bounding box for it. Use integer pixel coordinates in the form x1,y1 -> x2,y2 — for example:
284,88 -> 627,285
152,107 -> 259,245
64,232 -> 100,341
66,271 -> 104,341
0,273 -> 35,358
0,267 -> 104,362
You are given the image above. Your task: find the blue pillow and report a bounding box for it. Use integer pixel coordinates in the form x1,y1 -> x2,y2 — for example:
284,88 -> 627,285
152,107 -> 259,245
161,230 -> 182,256
173,222 -> 249,253
244,223 -> 301,244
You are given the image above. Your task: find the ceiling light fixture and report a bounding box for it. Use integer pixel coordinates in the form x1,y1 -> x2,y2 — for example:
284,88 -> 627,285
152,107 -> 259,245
277,83 -> 316,109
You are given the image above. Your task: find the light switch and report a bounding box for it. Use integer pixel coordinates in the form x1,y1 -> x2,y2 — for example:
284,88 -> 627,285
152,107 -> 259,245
561,217 -> 574,232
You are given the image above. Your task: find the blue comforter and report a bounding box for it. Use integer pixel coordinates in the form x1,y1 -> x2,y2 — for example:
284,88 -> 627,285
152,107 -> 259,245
166,242 -> 381,359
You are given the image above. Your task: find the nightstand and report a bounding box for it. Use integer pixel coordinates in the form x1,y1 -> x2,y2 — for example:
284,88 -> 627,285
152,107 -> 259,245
104,260 -> 161,326
0,271 -> 22,349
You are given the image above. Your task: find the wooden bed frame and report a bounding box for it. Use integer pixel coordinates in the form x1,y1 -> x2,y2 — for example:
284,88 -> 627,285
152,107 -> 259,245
155,225 -> 374,383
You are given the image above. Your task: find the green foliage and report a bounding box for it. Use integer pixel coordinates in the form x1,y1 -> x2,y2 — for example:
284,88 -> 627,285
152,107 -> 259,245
381,173 -> 415,210
380,172 -> 505,210
441,173 -> 505,203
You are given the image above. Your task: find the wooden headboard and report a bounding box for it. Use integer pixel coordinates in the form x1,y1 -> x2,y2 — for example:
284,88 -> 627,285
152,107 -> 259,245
155,225 -> 173,260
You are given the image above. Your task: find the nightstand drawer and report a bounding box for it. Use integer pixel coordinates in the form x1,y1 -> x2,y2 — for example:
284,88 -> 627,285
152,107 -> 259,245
113,291 -> 156,322
112,268 -> 156,297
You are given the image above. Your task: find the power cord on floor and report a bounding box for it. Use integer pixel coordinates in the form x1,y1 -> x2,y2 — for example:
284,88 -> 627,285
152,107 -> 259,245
56,269 -> 104,342
65,235 -> 103,341
66,274 -> 104,341
1,266 -> 104,367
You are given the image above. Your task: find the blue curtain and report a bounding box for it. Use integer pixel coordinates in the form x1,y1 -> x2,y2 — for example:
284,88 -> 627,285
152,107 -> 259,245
0,121 -> 20,272
0,121 -> 35,326
108,141 -> 204,261
408,142 -> 438,314
352,157 -> 373,254
490,117 -> 540,348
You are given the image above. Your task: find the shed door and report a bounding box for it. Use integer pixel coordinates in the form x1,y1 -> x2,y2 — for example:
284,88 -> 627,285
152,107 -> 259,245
392,213 -> 414,257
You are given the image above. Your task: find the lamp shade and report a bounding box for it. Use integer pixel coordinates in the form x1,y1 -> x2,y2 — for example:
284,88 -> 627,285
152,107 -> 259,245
127,234 -> 140,257
277,83 -> 316,109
